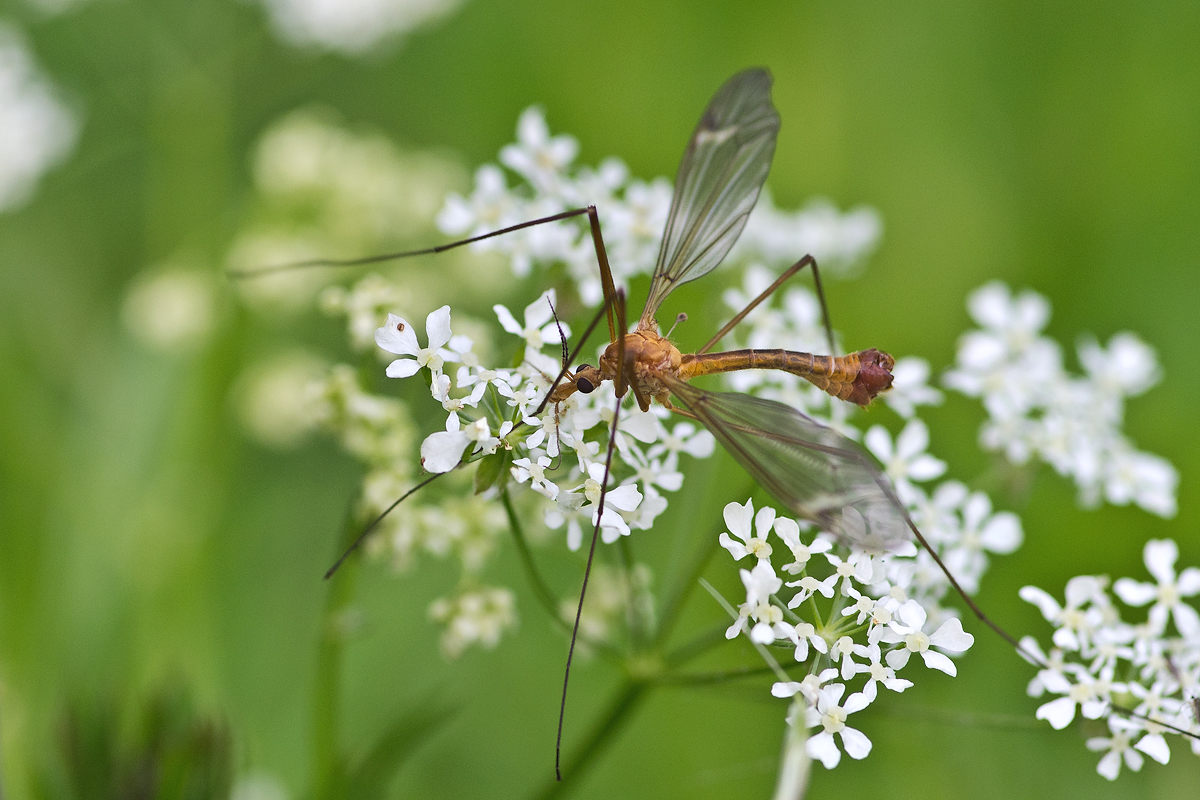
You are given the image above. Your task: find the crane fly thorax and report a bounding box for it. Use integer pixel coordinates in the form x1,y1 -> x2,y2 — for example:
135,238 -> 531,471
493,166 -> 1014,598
600,328 -> 683,397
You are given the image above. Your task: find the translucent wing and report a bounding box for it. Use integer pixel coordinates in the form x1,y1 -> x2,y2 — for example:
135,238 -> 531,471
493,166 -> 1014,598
665,377 -> 911,552
640,69 -> 781,328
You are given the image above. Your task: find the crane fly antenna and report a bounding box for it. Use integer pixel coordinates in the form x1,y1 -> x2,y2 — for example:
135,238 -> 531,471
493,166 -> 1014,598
698,255 -> 836,356
226,207 -> 595,279
548,296 -> 570,372
323,473 -> 443,579
533,291 -> 617,417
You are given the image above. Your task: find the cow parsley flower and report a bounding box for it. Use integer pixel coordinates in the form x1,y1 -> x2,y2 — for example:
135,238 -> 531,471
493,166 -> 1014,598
945,281 -> 1178,518
375,306 -> 455,380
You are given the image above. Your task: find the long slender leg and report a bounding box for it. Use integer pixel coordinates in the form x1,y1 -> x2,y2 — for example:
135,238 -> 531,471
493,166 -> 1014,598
228,207 -> 593,277
323,473 -> 443,578
613,289 -> 630,400
232,203 -> 623,352
557,393 -> 623,780
556,290 -> 630,780
698,255 -> 835,356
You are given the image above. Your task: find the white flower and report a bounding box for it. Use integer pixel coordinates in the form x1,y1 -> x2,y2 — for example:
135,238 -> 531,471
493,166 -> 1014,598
864,419 -> 946,490
1086,724 -> 1145,780
1104,448 -> 1179,519
883,357 -> 943,419
375,306 -> 454,379
1078,332 -> 1161,398
719,499 -> 775,562
547,462 -> 642,550
511,455 -> 557,500
648,421 -> 715,461
803,684 -> 873,770
428,586 -> 517,659
941,492 -> 1023,594
438,164 -> 517,236
499,107 -> 579,194
494,288 -> 569,375
1113,539 -> 1200,639
772,516 -> 831,574
853,643 -> 914,701
1034,669 -> 1116,730
881,600 -> 974,675
419,416 -> 499,474
726,560 -> 785,641
1019,576 -> 1109,651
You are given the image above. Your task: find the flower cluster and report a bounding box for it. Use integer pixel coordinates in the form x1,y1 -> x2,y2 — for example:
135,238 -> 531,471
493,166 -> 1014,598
945,281 -> 1178,517
428,586 -> 517,659
716,496 -> 977,769
372,289 -> 717,552
1020,539 -> 1200,780
437,107 -> 882,307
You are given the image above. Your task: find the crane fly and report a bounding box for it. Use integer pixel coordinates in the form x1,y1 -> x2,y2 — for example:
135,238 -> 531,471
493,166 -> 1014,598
234,67 -> 1044,778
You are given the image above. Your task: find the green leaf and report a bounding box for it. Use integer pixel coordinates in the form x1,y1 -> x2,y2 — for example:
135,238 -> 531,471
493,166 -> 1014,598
474,448 -> 512,495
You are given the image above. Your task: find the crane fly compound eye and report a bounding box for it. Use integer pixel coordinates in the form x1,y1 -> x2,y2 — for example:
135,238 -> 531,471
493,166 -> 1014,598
576,377 -> 595,394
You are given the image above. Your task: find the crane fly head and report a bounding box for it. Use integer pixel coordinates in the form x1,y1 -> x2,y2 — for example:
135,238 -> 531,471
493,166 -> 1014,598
572,363 -> 603,394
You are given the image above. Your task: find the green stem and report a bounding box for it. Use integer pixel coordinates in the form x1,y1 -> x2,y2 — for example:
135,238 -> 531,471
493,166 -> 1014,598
501,487 -> 566,629
501,486 -> 621,662
614,535 -> 642,647
310,508 -> 360,798
532,680 -> 650,800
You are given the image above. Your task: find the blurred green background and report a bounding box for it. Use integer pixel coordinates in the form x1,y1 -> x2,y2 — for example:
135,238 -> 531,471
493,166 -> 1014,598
2,0 -> 1200,797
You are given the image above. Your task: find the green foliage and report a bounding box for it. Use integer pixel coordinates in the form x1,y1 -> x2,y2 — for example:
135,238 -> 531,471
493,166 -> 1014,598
2,1 -> 1200,799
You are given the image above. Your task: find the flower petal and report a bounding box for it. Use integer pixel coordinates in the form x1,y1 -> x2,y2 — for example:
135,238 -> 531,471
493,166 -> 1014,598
930,617 -> 974,652
839,726 -> 873,760
1036,696 -> 1077,730
1113,578 -> 1157,607
920,650 -> 957,676
1142,539 -> 1179,585
806,731 -> 841,770
493,303 -> 523,335
1134,733 -> 1170,765
385,358 -> 421,378
420,430 -> 471,473
425,306 -> 453,349
375,314 -> 419,355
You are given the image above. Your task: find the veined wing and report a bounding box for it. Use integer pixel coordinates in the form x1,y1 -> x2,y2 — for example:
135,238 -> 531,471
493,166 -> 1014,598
639,69 -> 781,328
665,377 -> 911,553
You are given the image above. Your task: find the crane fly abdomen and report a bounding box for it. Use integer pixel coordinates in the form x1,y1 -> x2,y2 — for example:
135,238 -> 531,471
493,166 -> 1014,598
678,347 -> 895,406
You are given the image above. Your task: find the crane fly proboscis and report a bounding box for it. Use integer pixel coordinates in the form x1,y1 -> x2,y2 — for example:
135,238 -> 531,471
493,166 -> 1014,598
235,68 -> 1108,778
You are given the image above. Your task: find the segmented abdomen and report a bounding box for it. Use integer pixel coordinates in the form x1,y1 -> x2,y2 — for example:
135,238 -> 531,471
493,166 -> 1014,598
678,348 -> 895,406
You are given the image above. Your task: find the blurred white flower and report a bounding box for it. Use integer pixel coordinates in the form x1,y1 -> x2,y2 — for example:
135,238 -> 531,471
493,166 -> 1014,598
0,24 -> 79,212
231,771 -> 290,800
945,282 -> 1177,518
121,268 -> 217,352
232,351 -> 327,449
428,586 -> 516,659
320,273 -> 410,351
259,0 -> 462,55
